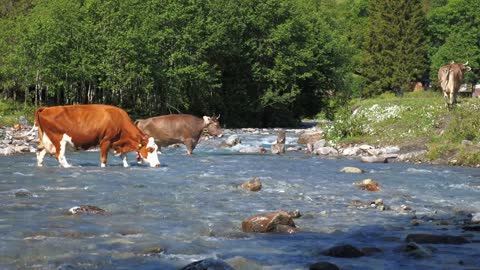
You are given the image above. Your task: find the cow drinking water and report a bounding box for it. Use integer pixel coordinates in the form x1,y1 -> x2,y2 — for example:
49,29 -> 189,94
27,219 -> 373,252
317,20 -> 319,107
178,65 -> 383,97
135,114 -> 222,155
438,61 -> 471,110
35,104 -> 160,168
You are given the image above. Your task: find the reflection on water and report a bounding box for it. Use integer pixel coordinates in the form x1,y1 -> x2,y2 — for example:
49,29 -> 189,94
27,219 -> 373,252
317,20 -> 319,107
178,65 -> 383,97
0,131 -> 479,269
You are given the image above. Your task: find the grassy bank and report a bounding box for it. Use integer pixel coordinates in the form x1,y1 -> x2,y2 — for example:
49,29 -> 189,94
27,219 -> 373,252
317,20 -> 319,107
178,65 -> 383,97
0,100 -> 36,127
321,91 -> 480,166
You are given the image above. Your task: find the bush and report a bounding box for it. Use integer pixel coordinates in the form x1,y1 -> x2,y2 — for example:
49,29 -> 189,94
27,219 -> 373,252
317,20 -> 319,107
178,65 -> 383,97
0,99 -> 36,127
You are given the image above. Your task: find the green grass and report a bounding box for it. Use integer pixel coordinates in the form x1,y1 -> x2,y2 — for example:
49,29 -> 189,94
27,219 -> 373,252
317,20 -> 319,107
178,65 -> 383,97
0,99 -> 36,127
321,91 -> 480,166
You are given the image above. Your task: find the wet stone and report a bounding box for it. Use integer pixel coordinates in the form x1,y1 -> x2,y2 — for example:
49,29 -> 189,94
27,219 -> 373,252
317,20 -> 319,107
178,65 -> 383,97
340,166 -> 364,173
241,211 -> 297,233
353,178 -> 380,192
322,244 -> 365,258
309,261 -> 340,270
180,258 -> 235,270
405,234 -> 471,245
401,242 -> 433,258
240,177 -> 262,192
14,188 -> 34,197
68,205 -> 106,215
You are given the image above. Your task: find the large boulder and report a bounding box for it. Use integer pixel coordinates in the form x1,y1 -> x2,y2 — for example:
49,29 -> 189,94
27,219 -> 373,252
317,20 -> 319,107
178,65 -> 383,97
241,211 -> 297,233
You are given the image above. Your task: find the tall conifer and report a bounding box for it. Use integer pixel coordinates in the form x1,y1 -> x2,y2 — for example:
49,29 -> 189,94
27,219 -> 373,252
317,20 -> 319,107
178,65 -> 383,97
361,0 -> 427,96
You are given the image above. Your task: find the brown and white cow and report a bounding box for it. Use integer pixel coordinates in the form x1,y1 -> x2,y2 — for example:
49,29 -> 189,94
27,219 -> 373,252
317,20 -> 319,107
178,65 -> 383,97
438,61 -> 471,110
35,104 -> 160,168
135,114 -> 222,155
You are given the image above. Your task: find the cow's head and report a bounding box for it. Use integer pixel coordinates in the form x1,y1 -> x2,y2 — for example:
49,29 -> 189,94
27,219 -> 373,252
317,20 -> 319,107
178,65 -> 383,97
459,61 -> 472,72
137,137 -> 160,167
203,115 -> 222,137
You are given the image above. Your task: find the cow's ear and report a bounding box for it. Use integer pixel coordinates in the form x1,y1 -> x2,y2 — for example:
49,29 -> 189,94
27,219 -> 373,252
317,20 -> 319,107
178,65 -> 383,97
203,116 -> 211,125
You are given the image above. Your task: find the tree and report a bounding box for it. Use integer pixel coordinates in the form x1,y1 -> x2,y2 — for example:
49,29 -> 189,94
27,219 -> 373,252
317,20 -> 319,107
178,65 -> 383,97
361,0 -> 428,96
427,0 -> 480,85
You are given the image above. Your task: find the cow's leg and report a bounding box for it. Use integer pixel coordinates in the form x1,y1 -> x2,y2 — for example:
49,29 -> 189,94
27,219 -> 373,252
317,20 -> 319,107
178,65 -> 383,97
184,139 -> 197,155
99,140 -> 111,167
121,153 -> 129,167
57,134 -> 73,168
443,91 -> 449,109
36,148 -> 47,167
37,133 -> 56,167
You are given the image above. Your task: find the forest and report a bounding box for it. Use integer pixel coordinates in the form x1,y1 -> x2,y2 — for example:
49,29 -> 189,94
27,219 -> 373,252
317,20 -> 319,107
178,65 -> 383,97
0,0 -> 479,127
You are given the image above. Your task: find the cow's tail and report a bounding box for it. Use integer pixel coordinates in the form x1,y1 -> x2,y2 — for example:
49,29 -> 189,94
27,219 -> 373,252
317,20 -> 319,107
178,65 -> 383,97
34,107 -> 46,151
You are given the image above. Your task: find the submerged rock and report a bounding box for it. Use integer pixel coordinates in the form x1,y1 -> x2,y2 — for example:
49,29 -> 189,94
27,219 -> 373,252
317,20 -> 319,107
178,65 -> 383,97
322,244 -> 365,258
240,177 -> 262,192
239,146 -> 267,154
226,256 -> 263,270
401,242 -> 433,258
241,211 -> 297,233
309,261 -> 340,270
405,234 -> 471,245
225,135 -> 241,146
340,166 -> 364,173
353,178 -> 380,192
68,205 -> 106,215
14,188 -> 34,197
180,258 -> 235,270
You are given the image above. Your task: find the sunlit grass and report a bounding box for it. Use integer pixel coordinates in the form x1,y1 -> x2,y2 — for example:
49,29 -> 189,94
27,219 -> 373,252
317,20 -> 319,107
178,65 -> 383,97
321,90 -> 480,166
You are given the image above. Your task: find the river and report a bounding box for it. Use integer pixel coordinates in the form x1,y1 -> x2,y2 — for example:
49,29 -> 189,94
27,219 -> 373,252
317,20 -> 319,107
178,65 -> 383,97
0,130 -> 479,270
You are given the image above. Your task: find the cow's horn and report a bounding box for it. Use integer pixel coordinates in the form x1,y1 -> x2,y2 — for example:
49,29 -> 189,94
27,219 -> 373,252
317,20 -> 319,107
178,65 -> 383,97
464,61 -> 469,66
450,60 -> 455,64
216,114 -> 220,120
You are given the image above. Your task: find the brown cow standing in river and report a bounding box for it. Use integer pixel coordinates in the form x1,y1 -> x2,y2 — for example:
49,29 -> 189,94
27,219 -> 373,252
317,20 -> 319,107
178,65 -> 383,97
35,104 -> 161,168
135,114 -> 222,155
438,61 -> 471,110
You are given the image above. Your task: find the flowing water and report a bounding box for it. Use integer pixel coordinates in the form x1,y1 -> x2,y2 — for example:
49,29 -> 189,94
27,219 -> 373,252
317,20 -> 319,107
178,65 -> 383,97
1,130 -> 479,270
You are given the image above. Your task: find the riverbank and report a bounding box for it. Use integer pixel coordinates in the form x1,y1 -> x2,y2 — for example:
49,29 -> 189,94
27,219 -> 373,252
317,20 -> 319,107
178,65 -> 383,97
317,91 -> 480,167
2,91 -> 480,167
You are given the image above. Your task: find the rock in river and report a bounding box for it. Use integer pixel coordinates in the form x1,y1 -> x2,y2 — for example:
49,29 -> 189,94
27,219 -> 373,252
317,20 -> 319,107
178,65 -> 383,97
405,233 -> 471,245
242,211 -> 297,233
240,177 -> 262,192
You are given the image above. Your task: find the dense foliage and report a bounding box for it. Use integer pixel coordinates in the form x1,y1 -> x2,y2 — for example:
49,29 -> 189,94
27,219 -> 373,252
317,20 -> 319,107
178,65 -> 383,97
361,0 -> 428,96
0,0 -> 478,127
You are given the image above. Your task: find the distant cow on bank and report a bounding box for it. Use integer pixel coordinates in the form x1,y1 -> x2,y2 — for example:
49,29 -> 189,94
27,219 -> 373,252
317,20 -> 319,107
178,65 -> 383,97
438,61 -> 471,110
135,114 -> 222,155
35,104 -> 161,168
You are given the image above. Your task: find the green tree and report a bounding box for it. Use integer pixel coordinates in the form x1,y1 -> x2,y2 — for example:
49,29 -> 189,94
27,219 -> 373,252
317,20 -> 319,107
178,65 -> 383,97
427,0 -> 480,84
361,0 -> 428,96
